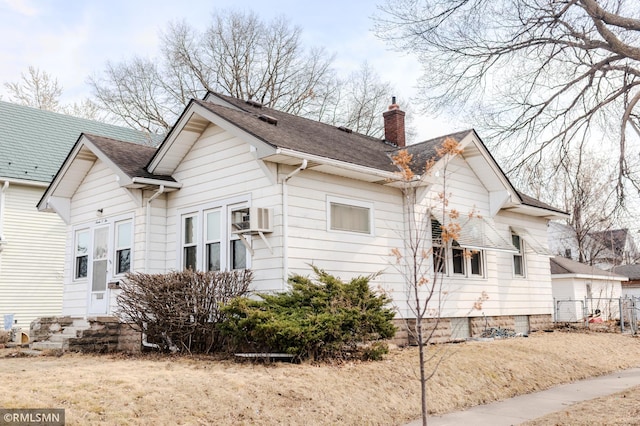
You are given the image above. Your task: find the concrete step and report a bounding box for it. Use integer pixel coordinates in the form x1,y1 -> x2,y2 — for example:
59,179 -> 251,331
72,319 -> 89,328
30,340 -> 67,351
48,334 -> 77,343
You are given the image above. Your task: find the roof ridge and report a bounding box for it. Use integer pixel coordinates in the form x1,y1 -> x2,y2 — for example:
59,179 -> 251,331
200,93 -> 385,145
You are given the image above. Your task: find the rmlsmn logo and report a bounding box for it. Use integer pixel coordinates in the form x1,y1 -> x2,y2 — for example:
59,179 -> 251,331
0,409 -> 65,426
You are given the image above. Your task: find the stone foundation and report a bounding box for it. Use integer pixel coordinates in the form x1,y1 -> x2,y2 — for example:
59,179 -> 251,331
392,313 -> 553,346
67,317 -> 142,353
30,316 -> 74,342
30,316 -> 142,353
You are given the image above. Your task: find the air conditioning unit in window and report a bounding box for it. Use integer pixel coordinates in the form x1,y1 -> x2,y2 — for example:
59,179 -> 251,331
231,207 -> 273,234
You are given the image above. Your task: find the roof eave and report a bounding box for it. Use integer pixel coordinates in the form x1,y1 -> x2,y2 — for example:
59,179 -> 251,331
270,148 -> 401,184
553,273 -> 628,281
126,177 -> 182,190
503,204 -> 570,220
148,100 -> 278,175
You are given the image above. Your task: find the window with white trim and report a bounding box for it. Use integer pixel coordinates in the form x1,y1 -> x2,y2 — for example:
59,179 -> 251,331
229,206 -> 248,269
179,198 -> 250,271
114,220 -> 132,275
432,218 -> 485,278
512,233 -> 525,277
182,214 -> 198,270
205,209 -> 221,271
74,229 -> 90,279
328,196 -> 373,235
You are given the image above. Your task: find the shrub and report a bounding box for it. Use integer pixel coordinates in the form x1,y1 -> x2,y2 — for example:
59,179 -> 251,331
221,266 -> 396,361
116,269 -> 252,353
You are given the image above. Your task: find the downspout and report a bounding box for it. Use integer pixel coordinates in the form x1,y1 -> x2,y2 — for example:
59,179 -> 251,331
142,185 -> 165,350
144,185 -> 165,273
282,160 -> 307,289
0,181 -> 8,251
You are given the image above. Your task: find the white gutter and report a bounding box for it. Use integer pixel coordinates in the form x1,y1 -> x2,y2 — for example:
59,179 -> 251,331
282,160 -> 307,289
130,177 -> 182,189
144,185 -> 165,273
275,148 -> 399,182
0,177 -> 48,188
0,181 -> 8,250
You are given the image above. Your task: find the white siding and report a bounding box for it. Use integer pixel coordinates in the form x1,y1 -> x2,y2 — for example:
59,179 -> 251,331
55,122 -> 560,324
285,169 -> 406,291
0,183 -> 65,329
65,160 -> 144,316
165,125 -> 283,291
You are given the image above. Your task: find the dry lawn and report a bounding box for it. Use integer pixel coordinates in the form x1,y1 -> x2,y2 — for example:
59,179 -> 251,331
2,330 -> 640,425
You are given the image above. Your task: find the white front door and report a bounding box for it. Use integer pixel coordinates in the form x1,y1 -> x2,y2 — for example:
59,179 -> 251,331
89,226 -> 109,314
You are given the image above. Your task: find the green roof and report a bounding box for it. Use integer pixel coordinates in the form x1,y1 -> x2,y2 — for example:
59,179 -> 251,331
0,101 -> 163,183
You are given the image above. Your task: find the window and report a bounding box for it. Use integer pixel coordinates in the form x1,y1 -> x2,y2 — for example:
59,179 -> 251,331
205,210 -> 221,271
230,207 -> 248,269
470,250 -> 483,276
178,198 -> 250,272
115,221 -> 132,275
432,218 -> 484,278
328,197 -> 373,235
431,219 -> 446,273
183,214 -> 198,270
452,246 -> 465,275
512,233 -> 524,276
75,229 -> 89,279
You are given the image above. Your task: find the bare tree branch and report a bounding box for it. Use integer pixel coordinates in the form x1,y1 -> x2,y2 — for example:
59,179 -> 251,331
375,0 -> 640,199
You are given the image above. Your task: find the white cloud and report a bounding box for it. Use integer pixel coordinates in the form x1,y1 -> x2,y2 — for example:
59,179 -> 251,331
2,0 -> 38,16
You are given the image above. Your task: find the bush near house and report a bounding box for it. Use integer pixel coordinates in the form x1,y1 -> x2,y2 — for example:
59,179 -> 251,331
220,267 -> 396,361
116,269 -> 253,353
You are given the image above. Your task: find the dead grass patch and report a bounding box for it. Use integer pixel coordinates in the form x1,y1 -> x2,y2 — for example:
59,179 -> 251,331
1,331 -> 640,425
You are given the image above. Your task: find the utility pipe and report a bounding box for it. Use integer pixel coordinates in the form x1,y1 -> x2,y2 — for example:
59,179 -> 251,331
282,160 -> 307,289
141,185 -> 165,350
144,185 -> 165,273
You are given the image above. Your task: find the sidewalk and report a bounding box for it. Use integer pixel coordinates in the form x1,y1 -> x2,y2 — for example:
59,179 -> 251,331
406,367 -> 640,426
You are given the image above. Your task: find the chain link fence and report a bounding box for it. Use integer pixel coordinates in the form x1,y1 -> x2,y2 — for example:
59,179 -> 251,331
554,296 -> 640,334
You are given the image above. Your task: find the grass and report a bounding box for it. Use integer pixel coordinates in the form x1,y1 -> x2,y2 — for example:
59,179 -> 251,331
1,330 -> 640,425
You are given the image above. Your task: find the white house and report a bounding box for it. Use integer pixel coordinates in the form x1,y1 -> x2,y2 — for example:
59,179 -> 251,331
548,221 -> 640,269
551,256 -> 627,322
610,264 -> 640,298
34,93 -> 567,349
0,101 -> 159,333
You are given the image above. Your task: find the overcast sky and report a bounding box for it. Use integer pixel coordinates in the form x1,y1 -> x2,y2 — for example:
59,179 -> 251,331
0,0 -> 457,140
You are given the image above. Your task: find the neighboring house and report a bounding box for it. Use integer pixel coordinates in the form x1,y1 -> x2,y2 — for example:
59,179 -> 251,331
0,100 -> 159,331
610,264 -> 640,298
548,221 -> 580,260
35,92 -> 567,348
548,222 -> 639,269
589,228 -> 640,269
551,256 -> 627,322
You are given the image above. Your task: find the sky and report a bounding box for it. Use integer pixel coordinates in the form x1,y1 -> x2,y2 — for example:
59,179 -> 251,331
0,0 -> 455,141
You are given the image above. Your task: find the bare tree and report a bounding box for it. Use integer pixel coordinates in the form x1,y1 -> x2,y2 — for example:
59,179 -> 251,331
5,66 -> 105,121
522,147 -> 623,264
375,0 -> 640,199
90,10 -> 399,137
390,139 -> 487,425
5,66 -> 62,111
308,62 -> 413,138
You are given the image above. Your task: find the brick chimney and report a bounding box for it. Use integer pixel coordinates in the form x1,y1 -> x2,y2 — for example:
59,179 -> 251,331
383,96 -> 405,147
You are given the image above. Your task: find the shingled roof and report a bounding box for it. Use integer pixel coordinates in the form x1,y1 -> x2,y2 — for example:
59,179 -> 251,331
193,97 -> 403,172
610,264 -> 640,280
83,134 -> 175,182
551,256 -> 626,279
0,101 -> 162,183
